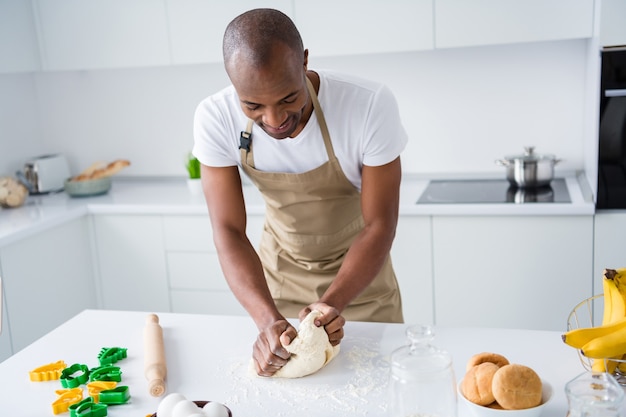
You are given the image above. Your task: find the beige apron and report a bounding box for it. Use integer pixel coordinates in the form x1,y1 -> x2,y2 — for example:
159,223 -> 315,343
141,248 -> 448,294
239,77 -> 403,323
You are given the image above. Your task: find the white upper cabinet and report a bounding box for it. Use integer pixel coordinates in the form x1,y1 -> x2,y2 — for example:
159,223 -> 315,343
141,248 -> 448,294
166,0 -> 293,65
0,0 -> 41,73
600,0 -> 626,47
435,0 -> 595,49
34,0 -> 171,71
1,0 -> 599,72
294,0 -> 434,57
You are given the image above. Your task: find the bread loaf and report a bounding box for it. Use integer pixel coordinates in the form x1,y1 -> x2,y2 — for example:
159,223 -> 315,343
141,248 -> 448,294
72,159 -> 130,181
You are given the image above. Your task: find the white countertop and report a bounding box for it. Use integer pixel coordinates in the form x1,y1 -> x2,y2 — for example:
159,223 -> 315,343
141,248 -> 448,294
0,173 -> 595,248
0,309 -> 588,416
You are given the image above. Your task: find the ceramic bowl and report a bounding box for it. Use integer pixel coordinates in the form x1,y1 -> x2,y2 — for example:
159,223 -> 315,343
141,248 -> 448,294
150,400 -> 232,416
64,177 -> 111,197
458,380 -> 553,417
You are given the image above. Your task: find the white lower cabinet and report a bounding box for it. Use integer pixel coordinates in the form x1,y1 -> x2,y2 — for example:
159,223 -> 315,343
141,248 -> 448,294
431,215 -> 593,331
93,214 -> 170,312
0,217 -> 96,361
391,216 -> 434,325
0,279 -> 12,361
593,212 -> 626,295
162,214 -> 263,315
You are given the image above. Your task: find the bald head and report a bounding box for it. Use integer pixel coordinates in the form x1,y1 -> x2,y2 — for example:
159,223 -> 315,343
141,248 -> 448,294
223,8 -> 304,71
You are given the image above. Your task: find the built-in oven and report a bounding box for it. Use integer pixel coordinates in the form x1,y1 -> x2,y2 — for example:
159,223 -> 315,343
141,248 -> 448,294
597,47 -> 626,209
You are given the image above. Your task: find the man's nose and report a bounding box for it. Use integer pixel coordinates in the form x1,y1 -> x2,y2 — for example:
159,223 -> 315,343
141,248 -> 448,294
263,106 -> 287,128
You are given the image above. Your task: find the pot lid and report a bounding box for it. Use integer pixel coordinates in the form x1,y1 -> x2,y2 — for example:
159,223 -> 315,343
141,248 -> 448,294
504,146 -> 556,162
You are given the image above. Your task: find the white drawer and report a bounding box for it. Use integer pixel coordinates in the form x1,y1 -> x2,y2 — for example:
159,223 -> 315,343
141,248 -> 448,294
162,215 -> 213,251
167,252 -> 225,290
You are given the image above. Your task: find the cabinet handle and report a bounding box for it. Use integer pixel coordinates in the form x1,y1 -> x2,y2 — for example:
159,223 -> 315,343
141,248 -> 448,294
605,89 -> 626,97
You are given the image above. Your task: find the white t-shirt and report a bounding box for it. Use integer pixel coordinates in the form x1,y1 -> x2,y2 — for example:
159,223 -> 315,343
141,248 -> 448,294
192,70 -> 408,191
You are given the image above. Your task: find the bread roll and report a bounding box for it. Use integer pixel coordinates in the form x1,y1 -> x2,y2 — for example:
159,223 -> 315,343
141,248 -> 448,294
466,352 -> 510,371
461,362 -> 499,406
492,364 -> 542,410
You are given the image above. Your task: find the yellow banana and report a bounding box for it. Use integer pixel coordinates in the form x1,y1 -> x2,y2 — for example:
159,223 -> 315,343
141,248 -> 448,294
581,324 -> 626,359
602,269 -> 626,325
562,316 -> 626,348
606,268 -> 626,309
591,357 -> 619,374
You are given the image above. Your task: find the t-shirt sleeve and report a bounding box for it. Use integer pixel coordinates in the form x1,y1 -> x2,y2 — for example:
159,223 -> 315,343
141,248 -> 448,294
192,96 -> 239,168
361,85 -> 408,167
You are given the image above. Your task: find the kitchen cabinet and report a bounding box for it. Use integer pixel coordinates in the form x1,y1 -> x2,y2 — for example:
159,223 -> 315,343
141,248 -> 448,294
0,277 -> 11,362
432,215 -> 593,331
593,212 -> 626,295
600,0 -> 626,47
93,214 -> 170,312
294,0 -> 433,57
163,214 -> 263,315
166,0 -> 293,65
391,216 -> 434,325
0,217 -> 97,361
0,0 -> 41,73
34,0 -> 170,71
435,0 -> 594,49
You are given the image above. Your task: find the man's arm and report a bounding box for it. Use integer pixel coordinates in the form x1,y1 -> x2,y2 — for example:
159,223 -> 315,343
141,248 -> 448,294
201,164 -> 296,375
315,156 -> 402,314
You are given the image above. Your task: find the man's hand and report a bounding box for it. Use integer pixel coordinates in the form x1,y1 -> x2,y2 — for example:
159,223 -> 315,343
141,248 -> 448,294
252,319 -> 298,377
299,302 -> 345,346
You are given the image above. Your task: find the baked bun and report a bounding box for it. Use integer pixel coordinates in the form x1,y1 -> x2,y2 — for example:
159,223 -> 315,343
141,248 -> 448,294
466,352 -> 510,371
492,364 -> 542,410
461,362 -> 500,406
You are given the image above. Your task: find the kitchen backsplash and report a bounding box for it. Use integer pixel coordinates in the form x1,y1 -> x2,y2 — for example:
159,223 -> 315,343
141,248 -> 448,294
0,38 -> 591,179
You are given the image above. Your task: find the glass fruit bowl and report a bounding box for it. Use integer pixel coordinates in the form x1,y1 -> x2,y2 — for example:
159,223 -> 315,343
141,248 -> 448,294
566,295 -> 626,385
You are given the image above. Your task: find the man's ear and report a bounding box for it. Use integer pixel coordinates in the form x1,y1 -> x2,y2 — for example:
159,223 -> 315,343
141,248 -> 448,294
303,48 -> 309,70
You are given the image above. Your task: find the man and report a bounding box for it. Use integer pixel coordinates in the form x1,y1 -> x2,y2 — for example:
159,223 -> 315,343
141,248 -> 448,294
193,8 -> 407,377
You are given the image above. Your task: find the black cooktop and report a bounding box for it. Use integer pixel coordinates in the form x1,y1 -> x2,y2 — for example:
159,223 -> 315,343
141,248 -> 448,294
416,178 -> 571,204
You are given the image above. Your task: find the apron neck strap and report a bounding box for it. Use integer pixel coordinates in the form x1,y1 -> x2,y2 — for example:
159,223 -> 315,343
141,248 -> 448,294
305,76 -> 336,160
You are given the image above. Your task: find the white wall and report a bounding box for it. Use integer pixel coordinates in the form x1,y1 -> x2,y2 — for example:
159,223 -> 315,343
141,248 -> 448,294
0,38 -> 593,180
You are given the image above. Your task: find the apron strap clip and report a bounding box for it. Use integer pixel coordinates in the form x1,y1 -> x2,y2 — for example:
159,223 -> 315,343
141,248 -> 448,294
239,130 -> 251,152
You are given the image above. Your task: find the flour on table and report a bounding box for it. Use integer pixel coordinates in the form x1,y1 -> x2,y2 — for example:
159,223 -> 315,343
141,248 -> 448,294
272,310 -> 340,378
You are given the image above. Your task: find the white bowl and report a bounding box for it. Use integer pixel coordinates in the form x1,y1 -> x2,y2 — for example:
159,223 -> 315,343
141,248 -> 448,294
458,380 -> 553,417
64,177 -> 111,197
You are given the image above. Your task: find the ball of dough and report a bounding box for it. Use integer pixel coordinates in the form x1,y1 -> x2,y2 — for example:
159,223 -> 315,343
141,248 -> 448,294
461,362 -> 500,406
466,352 -> 510,371
492,364 -> 542,410
272,310 -> 340,378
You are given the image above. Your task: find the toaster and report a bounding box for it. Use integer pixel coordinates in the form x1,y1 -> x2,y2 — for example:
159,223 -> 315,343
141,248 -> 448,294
18,154 -> 70,194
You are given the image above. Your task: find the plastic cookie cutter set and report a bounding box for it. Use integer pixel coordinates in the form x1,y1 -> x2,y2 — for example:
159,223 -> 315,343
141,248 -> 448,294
51,387 -> 83,415
29,360 -> 68,381
98,385 -> 131,404
97,347 -> 127,366
69,397 -> 107,417
89,365 -> 122,382
60,363 -> 90,388
86,381 -> 117,403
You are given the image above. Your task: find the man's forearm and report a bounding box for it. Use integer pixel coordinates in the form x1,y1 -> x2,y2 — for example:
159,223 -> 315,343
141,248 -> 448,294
213,229 -> 284,329
318,221 -> 396,313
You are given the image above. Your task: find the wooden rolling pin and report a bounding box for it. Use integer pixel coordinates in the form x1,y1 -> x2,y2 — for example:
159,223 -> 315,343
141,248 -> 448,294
144,313 -> 167,397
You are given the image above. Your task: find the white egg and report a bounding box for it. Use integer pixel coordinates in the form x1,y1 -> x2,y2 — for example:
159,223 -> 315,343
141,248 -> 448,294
172,399 -> 202,417
157,393 -> 187,417
202,401 -> 229,417
188,414 -> 206,417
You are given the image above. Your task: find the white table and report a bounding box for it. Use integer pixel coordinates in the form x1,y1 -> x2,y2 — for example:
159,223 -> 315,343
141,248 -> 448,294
0,310 -> 585,416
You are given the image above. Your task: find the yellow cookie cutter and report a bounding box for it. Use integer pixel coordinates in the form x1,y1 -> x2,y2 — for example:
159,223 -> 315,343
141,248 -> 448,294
87,381 -> 117,403
51,387 -> 83,415
29,360 -> 67,382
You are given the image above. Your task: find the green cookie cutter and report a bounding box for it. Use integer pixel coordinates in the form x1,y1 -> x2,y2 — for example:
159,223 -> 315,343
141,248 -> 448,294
60,363 -> 90,388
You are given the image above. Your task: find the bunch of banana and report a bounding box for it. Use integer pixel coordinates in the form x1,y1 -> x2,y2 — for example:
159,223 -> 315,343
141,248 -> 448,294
562,268 -> 626,373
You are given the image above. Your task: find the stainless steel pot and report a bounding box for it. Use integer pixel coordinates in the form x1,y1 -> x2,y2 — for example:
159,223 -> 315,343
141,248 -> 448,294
495,147 -> 560,188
